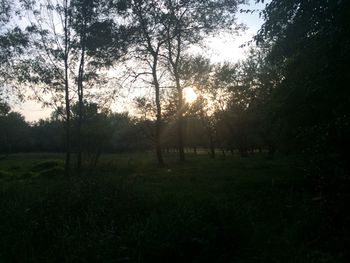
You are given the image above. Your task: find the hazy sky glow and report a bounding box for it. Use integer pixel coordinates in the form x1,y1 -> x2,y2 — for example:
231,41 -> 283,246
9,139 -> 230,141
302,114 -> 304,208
14,1 -> 268,122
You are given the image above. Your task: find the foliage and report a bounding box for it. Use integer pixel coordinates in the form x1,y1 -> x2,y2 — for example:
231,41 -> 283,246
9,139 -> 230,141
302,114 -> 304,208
0,0 -> 28,100
256,0 -> 350,157
0,110 -> 29,154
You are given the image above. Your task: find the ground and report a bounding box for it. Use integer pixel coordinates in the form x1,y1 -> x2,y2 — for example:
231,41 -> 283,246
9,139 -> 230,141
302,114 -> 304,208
0,152 -> 348,262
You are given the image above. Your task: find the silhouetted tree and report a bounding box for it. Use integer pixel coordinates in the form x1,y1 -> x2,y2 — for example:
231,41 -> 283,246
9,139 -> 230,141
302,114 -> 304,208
161,0 -> 242,162
1,0 -> 28,101
19,0 -> 75,175
256,0 -> 350,164
0,106 -> 29,154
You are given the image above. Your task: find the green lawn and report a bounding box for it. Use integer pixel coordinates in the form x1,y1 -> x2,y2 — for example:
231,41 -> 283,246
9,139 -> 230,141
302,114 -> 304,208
0,153 -> 347,262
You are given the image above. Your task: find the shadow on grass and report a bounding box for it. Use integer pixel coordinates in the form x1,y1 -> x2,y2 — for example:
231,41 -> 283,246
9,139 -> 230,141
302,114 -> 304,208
0,152 -> 348,262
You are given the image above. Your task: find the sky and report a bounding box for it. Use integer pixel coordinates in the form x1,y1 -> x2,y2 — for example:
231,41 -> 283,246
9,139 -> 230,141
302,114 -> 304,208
199,1 -> 267,63
14,1 -> 268,122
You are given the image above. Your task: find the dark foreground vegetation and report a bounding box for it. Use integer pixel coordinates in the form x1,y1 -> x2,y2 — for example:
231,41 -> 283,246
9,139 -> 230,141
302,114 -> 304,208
0,153 -> 349,263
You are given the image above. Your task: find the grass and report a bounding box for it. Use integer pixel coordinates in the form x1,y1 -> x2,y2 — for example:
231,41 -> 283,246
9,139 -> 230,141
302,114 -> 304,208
0,152 -> 348,262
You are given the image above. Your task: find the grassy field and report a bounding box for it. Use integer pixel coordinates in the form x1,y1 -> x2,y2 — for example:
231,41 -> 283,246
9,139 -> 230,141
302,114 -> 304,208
0,153 -> 348,262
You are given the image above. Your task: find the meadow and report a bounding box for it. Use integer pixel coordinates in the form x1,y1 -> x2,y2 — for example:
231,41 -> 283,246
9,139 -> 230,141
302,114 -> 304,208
0,153 -> 347,262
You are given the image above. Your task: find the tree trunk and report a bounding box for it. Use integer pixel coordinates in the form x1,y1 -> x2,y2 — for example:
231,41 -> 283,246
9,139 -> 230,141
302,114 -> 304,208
64,69 -> 70,176
199,110 -> 215,159
63,1 -> 70,177
268,144 -> 276,156
167,27 -> 185,162
155,98 -> 164,166
152,58 -> 164,166
136,3 -> 164,166
221,148 -> 226,157
77,35 -> 86,175
209,134 -> 215,159
230,147 -> 234,155
176,84 -> 185,162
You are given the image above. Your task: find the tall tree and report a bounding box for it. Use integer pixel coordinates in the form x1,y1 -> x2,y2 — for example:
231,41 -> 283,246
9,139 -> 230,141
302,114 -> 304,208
19,0 -> 127,174
161,0 -> 242,161
123,0 -> 170,165
256,0 -> 350,163
63,0 -> 72,175
71,0 -> 92,173
19,0 -> 74,175
71,0 -> 130,172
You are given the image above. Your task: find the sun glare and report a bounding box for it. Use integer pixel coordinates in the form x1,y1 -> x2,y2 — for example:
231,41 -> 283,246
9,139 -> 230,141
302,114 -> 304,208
184,87 -> 197,103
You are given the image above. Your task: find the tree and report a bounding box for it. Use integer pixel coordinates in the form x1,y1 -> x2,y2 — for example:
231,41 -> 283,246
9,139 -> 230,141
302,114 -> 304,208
73,0 -> 130,173
1,0 -> 28,101
222,48 -> 280,156
0,106 -> 29,155
0,100 -> 10,116
161,0 -> 242,161
178,56 -> 236,158
19,0 -> 127,174
122,0 -> 169,165
18,0 -> 76,175
256,0 -> 350,163
0,1 -> 28,157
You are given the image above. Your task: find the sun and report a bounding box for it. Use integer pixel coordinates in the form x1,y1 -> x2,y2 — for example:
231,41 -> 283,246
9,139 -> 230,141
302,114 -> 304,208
183,87 -> 197,103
